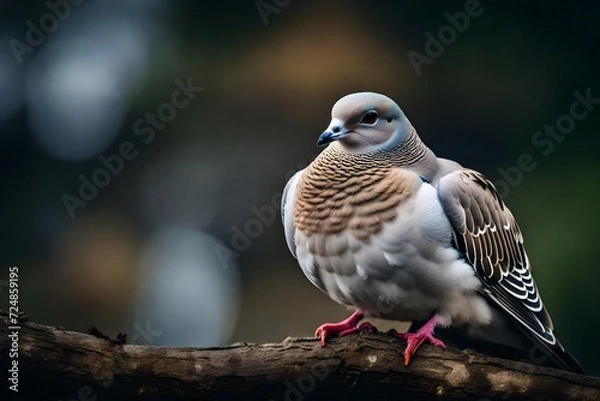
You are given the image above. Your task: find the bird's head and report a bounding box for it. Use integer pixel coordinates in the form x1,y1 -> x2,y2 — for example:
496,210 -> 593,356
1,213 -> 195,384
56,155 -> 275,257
317,92 -> 412,153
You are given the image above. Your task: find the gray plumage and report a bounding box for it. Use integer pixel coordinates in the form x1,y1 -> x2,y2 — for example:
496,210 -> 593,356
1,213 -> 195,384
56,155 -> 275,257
282,92 -> 584,372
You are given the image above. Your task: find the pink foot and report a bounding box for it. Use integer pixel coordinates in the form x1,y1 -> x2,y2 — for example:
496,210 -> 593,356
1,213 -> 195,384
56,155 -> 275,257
390,315 -> 446,365
314,310 -> 376,347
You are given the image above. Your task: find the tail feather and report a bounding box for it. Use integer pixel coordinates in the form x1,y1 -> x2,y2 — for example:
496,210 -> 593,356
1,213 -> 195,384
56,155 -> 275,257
433,324 -> 585,373
410,305 -> 586,374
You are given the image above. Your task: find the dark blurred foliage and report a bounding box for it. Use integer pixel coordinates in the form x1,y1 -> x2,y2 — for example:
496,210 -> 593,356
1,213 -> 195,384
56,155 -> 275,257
0,0 -> 599,376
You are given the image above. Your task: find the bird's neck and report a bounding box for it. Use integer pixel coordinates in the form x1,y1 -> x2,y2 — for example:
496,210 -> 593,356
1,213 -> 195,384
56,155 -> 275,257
315,130 -> 440,181
391,129 -> 441,181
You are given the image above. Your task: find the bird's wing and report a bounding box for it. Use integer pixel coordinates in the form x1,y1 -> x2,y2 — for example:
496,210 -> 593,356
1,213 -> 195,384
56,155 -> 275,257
281,170 -> 304,258
437,169 -> 556,345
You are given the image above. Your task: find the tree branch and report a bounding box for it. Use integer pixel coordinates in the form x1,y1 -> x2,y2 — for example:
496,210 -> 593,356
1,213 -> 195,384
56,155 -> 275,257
1,311 -> 598,401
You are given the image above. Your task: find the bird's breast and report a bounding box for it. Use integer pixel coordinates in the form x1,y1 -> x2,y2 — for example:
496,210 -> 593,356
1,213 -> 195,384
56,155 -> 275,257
292,177 -> 472,322
293,164 -> 422,240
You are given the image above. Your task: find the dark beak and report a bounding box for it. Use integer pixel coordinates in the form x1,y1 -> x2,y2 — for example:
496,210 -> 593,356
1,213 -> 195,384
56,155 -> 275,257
317,130 -> 344,146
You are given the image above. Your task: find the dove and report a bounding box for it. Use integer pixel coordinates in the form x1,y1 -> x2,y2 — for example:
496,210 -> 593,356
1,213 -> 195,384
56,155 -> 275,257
281,92 -> 584,372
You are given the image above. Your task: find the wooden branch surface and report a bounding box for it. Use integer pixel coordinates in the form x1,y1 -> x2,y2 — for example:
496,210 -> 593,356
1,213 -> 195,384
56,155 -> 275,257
1,312 -> 599,401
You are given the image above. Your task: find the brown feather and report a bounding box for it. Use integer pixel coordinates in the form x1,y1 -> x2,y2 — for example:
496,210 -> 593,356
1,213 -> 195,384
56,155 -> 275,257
294,144 -> 421,238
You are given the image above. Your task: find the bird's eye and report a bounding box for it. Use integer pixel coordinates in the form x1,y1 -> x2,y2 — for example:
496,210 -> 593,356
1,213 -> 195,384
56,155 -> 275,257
361,111 -> 378,125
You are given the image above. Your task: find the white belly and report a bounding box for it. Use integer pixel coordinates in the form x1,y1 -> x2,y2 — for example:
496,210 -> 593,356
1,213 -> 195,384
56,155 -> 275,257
294,184 -> 492,325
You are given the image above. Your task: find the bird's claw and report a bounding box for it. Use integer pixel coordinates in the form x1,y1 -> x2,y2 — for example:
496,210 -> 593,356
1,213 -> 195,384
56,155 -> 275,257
390,329 -> 446,365
314,312 -> 376,347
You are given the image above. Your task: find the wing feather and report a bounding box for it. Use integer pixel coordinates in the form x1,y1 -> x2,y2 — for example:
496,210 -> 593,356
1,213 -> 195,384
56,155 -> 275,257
438,169 -> 555,345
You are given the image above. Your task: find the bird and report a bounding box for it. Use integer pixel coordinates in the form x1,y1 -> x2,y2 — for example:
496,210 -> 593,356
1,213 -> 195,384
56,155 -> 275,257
281,92 -> 584,372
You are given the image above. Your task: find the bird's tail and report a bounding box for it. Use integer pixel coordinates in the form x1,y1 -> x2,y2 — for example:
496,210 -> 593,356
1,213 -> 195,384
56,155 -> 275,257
433,324 -> 585,373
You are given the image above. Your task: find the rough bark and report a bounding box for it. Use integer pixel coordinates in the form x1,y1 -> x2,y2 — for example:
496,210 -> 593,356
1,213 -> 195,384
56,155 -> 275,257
1,311 -> 599,401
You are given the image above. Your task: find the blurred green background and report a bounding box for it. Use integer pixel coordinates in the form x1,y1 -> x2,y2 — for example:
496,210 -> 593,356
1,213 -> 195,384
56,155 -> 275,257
1,0 -> 598,377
